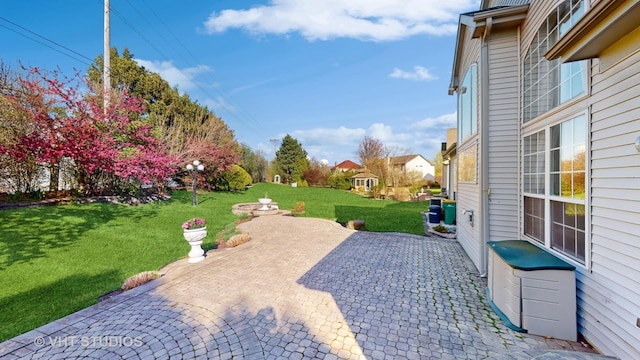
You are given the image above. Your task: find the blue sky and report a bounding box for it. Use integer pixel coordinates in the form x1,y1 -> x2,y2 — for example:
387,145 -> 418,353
1,0 -> 478,164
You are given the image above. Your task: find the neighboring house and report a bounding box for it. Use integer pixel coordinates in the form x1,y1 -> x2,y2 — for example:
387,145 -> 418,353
387,154 -> 435,184
449,0 -> 640,358
330,160 -> 362,173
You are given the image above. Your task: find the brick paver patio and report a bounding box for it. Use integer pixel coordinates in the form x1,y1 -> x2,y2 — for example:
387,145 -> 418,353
0,215 -> 615,359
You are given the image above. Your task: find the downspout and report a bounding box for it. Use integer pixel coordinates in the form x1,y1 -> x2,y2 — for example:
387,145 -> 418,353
517,26 -> 522,238
479,17 -> 492,277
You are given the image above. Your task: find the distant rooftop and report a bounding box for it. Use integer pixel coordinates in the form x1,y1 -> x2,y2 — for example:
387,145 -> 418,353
331,160 -> 362,171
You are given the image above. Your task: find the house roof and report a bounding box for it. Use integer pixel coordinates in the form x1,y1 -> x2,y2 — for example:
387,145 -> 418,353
442,142 -> 457,158
388,154 -> 434,166
449,3 -> 529,94
481,0 -> 530,9
331,160 -> 361,170
351,172 -> 378,179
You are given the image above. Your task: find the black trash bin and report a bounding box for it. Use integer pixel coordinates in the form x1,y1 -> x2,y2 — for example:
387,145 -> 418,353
428,205 -> 441,224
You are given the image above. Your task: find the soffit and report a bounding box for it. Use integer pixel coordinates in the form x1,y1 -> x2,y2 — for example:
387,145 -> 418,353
546,0 -> 640,61
467,5 -> 530,38
449,4 -> 529,93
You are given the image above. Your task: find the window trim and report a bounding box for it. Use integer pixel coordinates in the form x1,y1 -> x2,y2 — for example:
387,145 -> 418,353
522,0 -> 588,124
458,141 -> 478,184
521,110 -> 591,270
458,63 -> 478,145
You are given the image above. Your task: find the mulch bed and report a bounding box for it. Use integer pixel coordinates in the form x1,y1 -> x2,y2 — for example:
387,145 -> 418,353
0,194 -> 171,210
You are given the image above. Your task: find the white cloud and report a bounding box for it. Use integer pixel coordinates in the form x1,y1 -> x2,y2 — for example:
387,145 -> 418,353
134,59 -> 210,92
367,123 -> 415,155
270,127 -> 366,161
203,0 -> 476,41
287,126 -> 367,147
389,66 -> 436,81
410,112 -> 457,130
272,119 -> 453,163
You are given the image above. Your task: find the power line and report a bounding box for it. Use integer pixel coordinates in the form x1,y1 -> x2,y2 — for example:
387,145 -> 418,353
270,138 -> 280,158
109,0 -> 267,137
0,17 -> 94,66
2,2 -> 269,143
106,4 -> 172,61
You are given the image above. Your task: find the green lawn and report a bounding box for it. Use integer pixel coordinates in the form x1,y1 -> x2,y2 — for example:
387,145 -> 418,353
0,183 -> 429,341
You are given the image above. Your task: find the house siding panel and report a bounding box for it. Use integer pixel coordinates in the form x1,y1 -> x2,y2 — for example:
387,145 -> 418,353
581,40 -> 640,359
455,179 -> 482,269
576,275 -> 640,358
487,30 -> 520,241
453,20 -> 482,270
516,2 -> 640,357
452,1 -> 640,358
459,31 -> 481,82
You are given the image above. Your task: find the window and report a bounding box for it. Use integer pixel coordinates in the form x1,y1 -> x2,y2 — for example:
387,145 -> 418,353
523,0 -> 586,123
523,131 -> 545,195
550,116 -> 586,261
522,114 -> 587,264
458,143 -> 477,183
523,131 -> 545,243
458,64 -> 477,142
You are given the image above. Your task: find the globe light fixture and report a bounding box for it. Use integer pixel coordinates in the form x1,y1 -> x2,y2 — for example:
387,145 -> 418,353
186,160 -> 204,205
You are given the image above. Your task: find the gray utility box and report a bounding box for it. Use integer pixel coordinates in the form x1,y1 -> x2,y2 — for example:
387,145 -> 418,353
487,240 -> 577,341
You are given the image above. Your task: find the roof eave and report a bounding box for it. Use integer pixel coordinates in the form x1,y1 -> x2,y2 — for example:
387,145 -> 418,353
469,5 -> 529,38
442,142 -> 458,158
449,17 -> 468,94
449,5 -> 529,94
546,0 -> 640,62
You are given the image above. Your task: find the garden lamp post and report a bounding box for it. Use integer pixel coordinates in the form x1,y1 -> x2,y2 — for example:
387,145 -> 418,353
186,160 -> 204,205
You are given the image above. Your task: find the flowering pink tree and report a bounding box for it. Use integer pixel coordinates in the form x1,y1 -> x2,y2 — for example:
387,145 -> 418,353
0,67 -> 178,195
182,137 -> 239,190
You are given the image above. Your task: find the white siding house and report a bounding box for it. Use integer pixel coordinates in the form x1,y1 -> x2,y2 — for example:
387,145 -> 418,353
449,0 -> 640,358
387,155 -> 435,184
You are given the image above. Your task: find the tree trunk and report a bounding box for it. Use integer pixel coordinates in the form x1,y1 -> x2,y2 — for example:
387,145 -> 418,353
77,168 -> 87,195
49,162 -> 60,192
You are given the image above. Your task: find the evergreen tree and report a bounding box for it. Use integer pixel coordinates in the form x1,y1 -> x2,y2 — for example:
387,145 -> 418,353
274,135 -> 309,184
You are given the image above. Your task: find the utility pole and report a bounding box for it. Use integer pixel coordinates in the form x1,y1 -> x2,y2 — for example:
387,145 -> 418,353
269,138 -> 279,159
103,0 -> 110,113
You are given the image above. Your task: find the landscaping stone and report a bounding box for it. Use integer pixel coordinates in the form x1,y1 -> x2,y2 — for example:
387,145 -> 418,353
346,219 -> 366,230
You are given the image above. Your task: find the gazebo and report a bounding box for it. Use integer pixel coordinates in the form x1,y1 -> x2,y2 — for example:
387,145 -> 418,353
351,172 -> 379,191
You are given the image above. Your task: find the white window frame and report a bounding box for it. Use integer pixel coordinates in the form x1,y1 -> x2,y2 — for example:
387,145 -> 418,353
521,111 -> 590,269
458,64 -> 478,144
458,142 -> 478,184
523,0 -> 587,123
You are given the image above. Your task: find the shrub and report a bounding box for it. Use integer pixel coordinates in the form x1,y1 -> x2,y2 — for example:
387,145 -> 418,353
328,173 -> 351,190
121,271 -> 160,291
226,233 -> 251,247
303,168 -> 329,186
369,184 -> 383,199
293,201 -> 305,216
236,213 -> 251,224
223,165 -> 253,191
432,225 -> 451,233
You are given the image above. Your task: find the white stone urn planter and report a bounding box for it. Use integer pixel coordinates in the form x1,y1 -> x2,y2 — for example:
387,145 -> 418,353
183,227 -> 206,263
